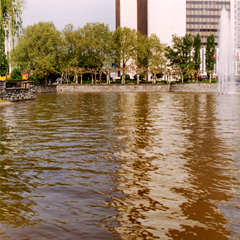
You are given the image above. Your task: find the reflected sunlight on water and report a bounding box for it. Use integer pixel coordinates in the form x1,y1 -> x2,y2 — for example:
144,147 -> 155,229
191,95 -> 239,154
0,92 -> 240,239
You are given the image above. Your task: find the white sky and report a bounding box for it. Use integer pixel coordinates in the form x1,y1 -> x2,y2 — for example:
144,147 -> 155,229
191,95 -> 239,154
22,0 -> 115,31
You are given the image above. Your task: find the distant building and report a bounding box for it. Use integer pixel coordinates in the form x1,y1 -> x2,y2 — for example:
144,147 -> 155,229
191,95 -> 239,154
186,0 -> 231,46
115,0 -> 240,75
116,0 -> 186,45
234,0 -> 240,49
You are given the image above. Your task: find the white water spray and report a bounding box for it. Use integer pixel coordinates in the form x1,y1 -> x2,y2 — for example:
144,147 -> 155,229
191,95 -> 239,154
218,8 -> 236,94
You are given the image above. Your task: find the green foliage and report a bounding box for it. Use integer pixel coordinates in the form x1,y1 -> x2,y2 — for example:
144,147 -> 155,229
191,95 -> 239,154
120,74 -> 130,80
206,34 -> 216,72
136,32 -> 148,68
0,0 -> 25,52
135,32 -> 165,74
10,68 -> 22,79
0,50 -> 9,76
148,34 -> 166,68
113,27 -> 137,69
165,34 -> 193,81
156,72 -> 164,78
157,80 -> 167,84
193,33 -> 201,71
134,74 -> 144,80
9,21 -> 213,85
81,22 -> 114,68
11,22 -> 62,81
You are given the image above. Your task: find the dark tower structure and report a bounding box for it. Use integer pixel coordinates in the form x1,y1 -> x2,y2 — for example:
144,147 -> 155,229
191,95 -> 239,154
115,0 -> 148,36
116,0 -> 120,29
137,0 -> 148,35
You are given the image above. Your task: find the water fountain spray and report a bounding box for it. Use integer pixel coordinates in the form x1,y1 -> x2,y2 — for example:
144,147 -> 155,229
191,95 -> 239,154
218,8 -> 236,94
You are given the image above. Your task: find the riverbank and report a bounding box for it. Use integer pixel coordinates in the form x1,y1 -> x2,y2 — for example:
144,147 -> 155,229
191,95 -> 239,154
0,100 -> 13,106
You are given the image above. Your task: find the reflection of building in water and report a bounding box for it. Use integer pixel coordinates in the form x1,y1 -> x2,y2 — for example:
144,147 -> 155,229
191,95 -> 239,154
109,93 -> 196,238
105,93 -> 238,239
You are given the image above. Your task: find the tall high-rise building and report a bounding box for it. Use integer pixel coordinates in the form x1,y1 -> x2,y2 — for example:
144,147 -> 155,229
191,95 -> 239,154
186,0 -> 231,46
234,0 -> 240,48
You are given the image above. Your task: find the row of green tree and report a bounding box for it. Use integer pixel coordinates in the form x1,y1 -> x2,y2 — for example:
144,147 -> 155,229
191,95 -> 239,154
165,33 -> 216,83
5,21 -> 216,84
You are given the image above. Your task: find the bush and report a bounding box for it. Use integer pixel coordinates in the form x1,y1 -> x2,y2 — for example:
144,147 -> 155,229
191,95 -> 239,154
157,80 -> 167,84
10,68 -> 22,79
120,74 -> 130,80
28,74 -> 40,85
134,74 -> 144,80
156,72 -> 164,79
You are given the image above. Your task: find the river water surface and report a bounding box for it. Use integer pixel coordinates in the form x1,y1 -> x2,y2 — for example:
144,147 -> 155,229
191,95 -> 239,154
1,92 -> 240,239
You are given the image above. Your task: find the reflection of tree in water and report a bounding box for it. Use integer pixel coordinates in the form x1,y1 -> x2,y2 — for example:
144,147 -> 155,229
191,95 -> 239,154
0,159 -> 38,226
0,110 -> 38,231
168,94 -> 236,240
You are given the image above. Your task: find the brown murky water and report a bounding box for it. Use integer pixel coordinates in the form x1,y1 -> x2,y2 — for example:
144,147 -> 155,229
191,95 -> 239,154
0,92 -> 240,240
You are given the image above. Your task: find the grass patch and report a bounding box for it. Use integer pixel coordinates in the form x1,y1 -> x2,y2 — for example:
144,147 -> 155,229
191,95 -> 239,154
0,99 -> 9,104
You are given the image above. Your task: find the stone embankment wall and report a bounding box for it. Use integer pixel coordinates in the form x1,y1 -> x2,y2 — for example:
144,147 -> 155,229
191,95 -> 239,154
55,83 -> 218,93
0,80 -> 35,102
56,84 -> 170,92
170,83 -> 218,92
0,80 -> 6,99
35,85 -> 57,93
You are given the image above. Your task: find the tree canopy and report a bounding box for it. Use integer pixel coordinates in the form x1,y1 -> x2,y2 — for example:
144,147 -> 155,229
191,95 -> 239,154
165,34 -> 193,83
11,22 -> 62,83
205,34 -> 216,82
113,27 -> 137,83
193,33 -> 202,80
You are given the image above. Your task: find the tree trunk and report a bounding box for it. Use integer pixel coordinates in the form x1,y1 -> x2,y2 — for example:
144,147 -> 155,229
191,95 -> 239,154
182,74 -> 184,83
122,68 -> 125,84
137,74 -> 140,85
209,73 -> 212,83
91,73 -> 94,84
61,72 -> 64,84
75,73 -> 78,84
66,71 -> 69,84
80,74 -> 83,84
154,73 -> 156,84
